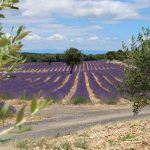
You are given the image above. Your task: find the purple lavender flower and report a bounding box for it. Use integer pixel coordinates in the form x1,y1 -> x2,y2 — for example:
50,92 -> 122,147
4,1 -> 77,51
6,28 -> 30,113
9,105 -> 17,113
0,101 -> 16,114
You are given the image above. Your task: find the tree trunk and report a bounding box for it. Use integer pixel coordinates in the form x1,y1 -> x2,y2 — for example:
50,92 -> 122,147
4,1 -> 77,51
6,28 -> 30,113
70,65 -> 74,74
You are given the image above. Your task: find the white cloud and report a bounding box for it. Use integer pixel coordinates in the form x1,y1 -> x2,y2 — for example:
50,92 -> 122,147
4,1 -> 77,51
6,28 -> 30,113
47,33 -> 64,41
25,34 -> 41,41
91,25 -> 103,30
31,24 -> 103,38
88,36 -> 99,41
104,36 -> 118,41
20,0 -> 149,20
134,0 -> 150,9
70,38 -> 83,42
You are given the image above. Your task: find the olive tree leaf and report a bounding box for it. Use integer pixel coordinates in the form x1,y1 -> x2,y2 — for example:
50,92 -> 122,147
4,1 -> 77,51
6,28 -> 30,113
16,106 -> 26,126
16,25 -> 25,36
15,31 -> 31,41
0,37 -> 9,47
0,103 -> 9,118
38,100 -> 50,110
30,98 -> 39,116
0,14 -> 5,18
10,5 -> 18,10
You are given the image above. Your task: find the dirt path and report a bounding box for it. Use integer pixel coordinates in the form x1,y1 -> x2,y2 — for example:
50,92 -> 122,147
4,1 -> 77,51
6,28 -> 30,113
1,105 -> 150,141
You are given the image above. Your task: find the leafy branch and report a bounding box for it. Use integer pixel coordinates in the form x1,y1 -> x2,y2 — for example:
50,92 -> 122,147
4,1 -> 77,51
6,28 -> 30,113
0,98 -> 50,137
0,0 -> 31,79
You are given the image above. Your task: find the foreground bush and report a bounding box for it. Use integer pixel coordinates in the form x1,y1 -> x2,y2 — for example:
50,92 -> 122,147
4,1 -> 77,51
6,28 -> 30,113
121,27 -> 150,114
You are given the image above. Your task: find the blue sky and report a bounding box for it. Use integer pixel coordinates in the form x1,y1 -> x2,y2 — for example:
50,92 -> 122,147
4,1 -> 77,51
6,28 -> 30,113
2,0 -> 150,54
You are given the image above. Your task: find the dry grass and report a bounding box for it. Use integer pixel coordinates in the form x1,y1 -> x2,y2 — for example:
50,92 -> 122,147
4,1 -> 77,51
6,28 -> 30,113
63,73 -> 79,104
84,72 -> 100,104
1,118 -> 150,150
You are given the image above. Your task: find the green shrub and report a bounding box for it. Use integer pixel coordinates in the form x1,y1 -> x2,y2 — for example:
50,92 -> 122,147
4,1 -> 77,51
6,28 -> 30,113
0,93 -> 12,100
120,27 -> 150,114
105,99 -> 117,105
73,96 -> 87,105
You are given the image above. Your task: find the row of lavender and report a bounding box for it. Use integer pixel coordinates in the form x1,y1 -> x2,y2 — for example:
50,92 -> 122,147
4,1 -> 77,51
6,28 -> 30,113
0,65 -> 124,102
18,61 -> 123,72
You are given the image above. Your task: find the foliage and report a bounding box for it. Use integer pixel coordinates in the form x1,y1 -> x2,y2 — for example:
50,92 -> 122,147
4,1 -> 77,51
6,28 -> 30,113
22,53 -> 60,62
0,101 -> 16,126
73,96 -> 87,105
120,27 -> 150,114
64,48 -> 83,74
0,98 -> 50,137
0,0 -> 31,79
22,50 -> 127,63
83,53 -> 106,61
106,49 -> 128,61
0,0 -> 50,139
22,52 -> 106,62
105,99 -> 117,105
0,0 -> 19,18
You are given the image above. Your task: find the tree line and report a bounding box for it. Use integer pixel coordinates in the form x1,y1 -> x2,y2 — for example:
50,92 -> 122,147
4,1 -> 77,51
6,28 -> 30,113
21,49 -> 128,62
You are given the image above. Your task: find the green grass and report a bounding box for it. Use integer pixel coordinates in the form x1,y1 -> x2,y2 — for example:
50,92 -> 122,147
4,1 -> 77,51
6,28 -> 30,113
105,99 -> 118,105
108,134 -> 136,147
16,140 -> 30,150
74,137 -> 89,149
20,95 -> 31,101
108,139 -> 118,146
73,96 -> 88,105
119,134 -> 135,141
61,142 -> 71,150
0,93 -> 12,100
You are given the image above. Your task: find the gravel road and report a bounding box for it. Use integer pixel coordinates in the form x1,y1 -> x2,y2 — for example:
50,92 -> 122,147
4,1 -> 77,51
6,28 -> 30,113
1,105 -> 150,141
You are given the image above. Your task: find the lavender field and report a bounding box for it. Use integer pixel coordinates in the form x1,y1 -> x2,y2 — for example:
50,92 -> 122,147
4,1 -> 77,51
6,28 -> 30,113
0,61 -> 124,103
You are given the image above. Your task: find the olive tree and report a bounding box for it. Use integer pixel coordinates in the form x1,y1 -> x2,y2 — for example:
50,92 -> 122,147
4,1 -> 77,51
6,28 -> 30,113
64,47 -> 83,74
0,0 -> 47,137
0,1 -> 50,139
120,27 -> 150,114
0,0 -> 31,79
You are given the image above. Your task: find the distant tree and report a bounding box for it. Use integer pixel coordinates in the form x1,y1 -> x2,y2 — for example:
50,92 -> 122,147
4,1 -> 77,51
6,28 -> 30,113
47,56 -> 53,66
106,51 -> 116,60
106,49 -> 128,61
64,48 -> 83,74
84,54 -> 97,61
94,54 -> 106,60
120,27 -> 150,114
115,49 -> 126,61
55,54 -> 61,61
